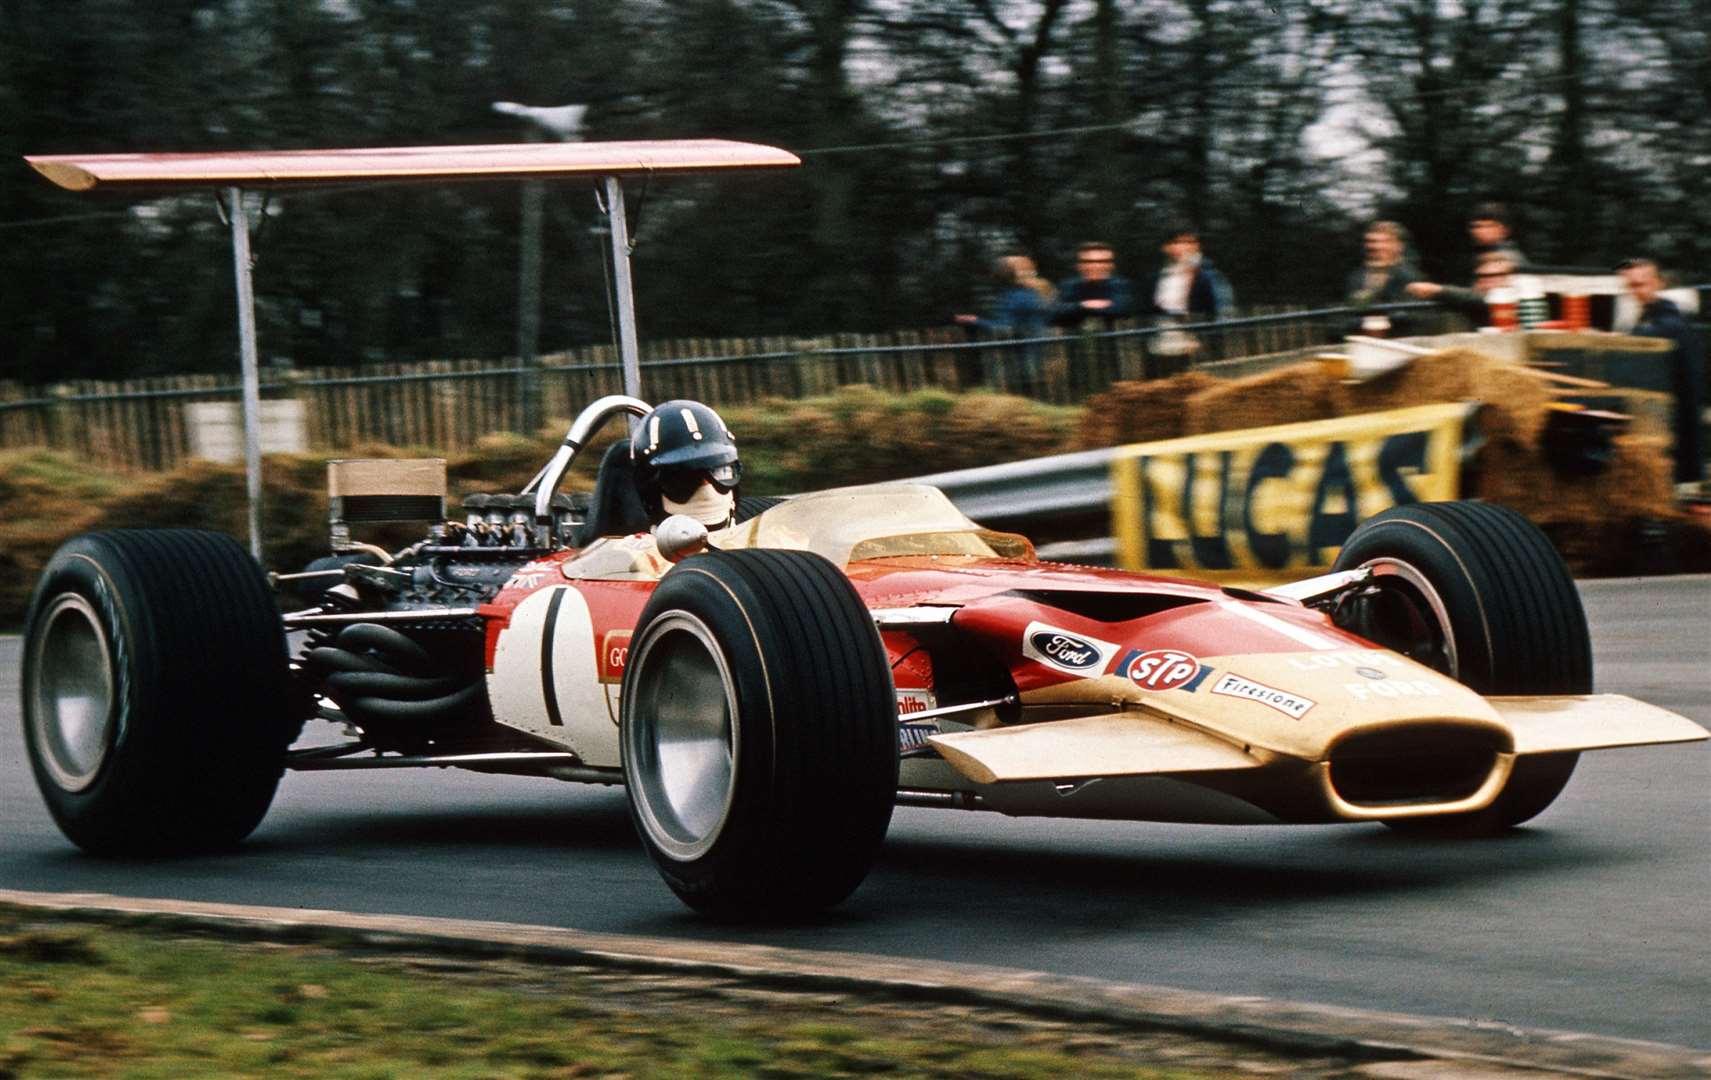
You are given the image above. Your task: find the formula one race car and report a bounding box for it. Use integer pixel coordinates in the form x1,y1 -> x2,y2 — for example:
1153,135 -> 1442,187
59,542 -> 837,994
18,140 -> 1706,919
21,393 -> 1706,919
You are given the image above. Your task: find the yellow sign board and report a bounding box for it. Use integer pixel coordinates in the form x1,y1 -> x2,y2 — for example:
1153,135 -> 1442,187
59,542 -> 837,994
1111,402 -> 1475,581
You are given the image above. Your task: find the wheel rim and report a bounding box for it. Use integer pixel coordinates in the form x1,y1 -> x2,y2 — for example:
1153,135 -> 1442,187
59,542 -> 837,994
623,612 -> 738,862
28,594 -> 117,792
1341,558 -> 1460,677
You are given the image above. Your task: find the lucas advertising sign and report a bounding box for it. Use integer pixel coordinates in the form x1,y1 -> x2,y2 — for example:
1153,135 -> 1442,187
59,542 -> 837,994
1110,402 -> 1476,580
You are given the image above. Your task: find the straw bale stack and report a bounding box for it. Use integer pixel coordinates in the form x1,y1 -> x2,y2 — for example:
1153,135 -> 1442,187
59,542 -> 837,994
1182,360 -> 1342,435
1076,370 -> 1218,448
1329,347 -> 1557,448
1068,341 -> 1698,575
1331,347 -> 1480,414
1477,434 -> 1677,526
1468,433 -> 1695,574
1467,361 -> 1559,447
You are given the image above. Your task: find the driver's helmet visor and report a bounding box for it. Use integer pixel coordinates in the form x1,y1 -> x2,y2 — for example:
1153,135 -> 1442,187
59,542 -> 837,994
657,461 -> 741,503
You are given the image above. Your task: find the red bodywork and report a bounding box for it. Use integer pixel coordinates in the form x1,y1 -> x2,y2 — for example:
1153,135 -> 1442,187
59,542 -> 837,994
478,553 -> 1375,700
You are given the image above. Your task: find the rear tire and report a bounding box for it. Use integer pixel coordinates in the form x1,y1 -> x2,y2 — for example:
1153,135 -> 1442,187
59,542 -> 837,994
733,495 -> 784,524
1331,502 -> 1589,834
620,548 -> 897,920
22,530 -> 295,854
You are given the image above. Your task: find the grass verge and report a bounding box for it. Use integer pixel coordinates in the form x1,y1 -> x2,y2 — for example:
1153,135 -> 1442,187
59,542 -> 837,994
0,913 -> 1354,1079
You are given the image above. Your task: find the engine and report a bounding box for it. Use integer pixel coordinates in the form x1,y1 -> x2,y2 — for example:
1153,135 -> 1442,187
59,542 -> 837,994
282,458 -> 589,754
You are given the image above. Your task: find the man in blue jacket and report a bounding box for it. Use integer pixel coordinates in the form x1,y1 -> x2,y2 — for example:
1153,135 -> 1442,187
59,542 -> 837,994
1051,241 -> 1137,329
1619,258 -> 1705,487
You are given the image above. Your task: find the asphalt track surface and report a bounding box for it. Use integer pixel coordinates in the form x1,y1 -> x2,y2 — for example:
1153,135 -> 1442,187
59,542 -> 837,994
2,576 -> 1707,1048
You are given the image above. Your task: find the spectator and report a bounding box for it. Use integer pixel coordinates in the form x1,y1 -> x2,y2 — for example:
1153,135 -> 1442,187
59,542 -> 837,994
955,253 -> 1057,394
1050,241 -> 1137,329
1406,251 -> 1516,326
1468,201 -> 1527,273
1619,258 -> 1705,487
1345,220 -> 1424,336
1148,223 -> 1235,322
955,253 -> 1056,336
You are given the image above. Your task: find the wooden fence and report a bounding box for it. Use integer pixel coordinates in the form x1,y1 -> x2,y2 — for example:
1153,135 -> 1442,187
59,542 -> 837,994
0,306 -> 1379,472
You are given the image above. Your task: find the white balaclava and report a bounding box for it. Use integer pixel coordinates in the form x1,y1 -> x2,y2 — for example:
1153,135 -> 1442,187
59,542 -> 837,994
662,482 -> 734,528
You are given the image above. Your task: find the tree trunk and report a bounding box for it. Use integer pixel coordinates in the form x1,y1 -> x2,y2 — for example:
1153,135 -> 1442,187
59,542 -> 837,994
1553,0 -> 1588,262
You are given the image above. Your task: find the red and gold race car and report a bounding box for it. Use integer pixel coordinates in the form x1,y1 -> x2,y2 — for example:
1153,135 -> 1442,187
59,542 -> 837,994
21,394 -> 1706,919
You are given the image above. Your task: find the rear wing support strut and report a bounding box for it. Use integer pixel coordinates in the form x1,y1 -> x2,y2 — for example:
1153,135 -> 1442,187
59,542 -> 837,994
602,176 -> 644,402
218,178 -> 645,560
225,187 -> 265,559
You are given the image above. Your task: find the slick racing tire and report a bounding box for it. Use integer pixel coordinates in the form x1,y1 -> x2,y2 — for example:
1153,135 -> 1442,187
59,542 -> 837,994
22,529 -> 296,854
1332,501 -> 1589,835
620,548 -> 898,920
733,495 -> 784,524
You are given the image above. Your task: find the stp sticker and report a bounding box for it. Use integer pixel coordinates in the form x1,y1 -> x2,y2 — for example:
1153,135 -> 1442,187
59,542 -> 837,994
1117,649 -> 1209,692
1211,673 -> 1316,719
1021,622 -> 1120,675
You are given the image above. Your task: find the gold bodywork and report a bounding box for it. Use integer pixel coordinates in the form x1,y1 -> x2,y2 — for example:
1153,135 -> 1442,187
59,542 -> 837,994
1487,694 -> 1707,751
927,649 -> 1705,824
26,140 -> 800,192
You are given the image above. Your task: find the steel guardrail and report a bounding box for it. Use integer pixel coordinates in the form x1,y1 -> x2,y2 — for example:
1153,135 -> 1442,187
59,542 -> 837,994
907,448 -> 1121,565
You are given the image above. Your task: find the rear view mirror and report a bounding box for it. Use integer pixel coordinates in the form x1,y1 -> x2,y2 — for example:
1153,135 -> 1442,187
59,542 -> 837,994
655,515 -> 711,563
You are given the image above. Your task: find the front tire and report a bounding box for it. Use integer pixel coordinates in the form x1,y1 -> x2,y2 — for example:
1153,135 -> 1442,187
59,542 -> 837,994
620,548 -> 898,919
1331,501 -> 1589,835
22,530 -> 296,854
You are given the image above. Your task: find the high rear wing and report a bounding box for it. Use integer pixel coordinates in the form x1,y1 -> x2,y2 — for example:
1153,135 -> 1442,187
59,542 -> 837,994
27,139 -> 800,192
26,137 -> 799,560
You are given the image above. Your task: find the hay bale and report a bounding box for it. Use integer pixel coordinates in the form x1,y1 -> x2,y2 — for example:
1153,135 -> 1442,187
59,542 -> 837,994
1329,347 -> 1558,448
1474,433 -> 1682,575
1479,434 -> 1677,527
1330,348 -> 1484,415
943,392 -> 1075,464
1600,435 -> 1679,519
1076,371 -> 1218,448
1184,360 -> 1341,435
1467,362 -> 1557,448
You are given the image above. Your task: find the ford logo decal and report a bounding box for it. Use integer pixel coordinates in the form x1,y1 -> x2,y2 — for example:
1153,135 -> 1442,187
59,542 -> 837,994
1029,631 -> 1101,670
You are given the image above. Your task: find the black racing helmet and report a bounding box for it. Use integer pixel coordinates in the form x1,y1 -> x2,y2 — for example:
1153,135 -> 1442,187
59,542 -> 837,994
630,399 -> 742,521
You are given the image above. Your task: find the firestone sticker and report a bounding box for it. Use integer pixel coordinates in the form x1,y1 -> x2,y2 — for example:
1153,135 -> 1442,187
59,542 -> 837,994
1115,648 -> 1211,692
1211,673 -> 1316,719
1021,622 -> 1121,676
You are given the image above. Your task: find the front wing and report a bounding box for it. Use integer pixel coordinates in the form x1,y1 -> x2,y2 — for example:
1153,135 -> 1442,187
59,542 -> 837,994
927,694 -> 1705,824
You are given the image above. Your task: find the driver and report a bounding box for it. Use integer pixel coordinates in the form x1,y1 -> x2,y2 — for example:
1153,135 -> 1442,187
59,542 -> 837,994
631,399 -> 742,532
